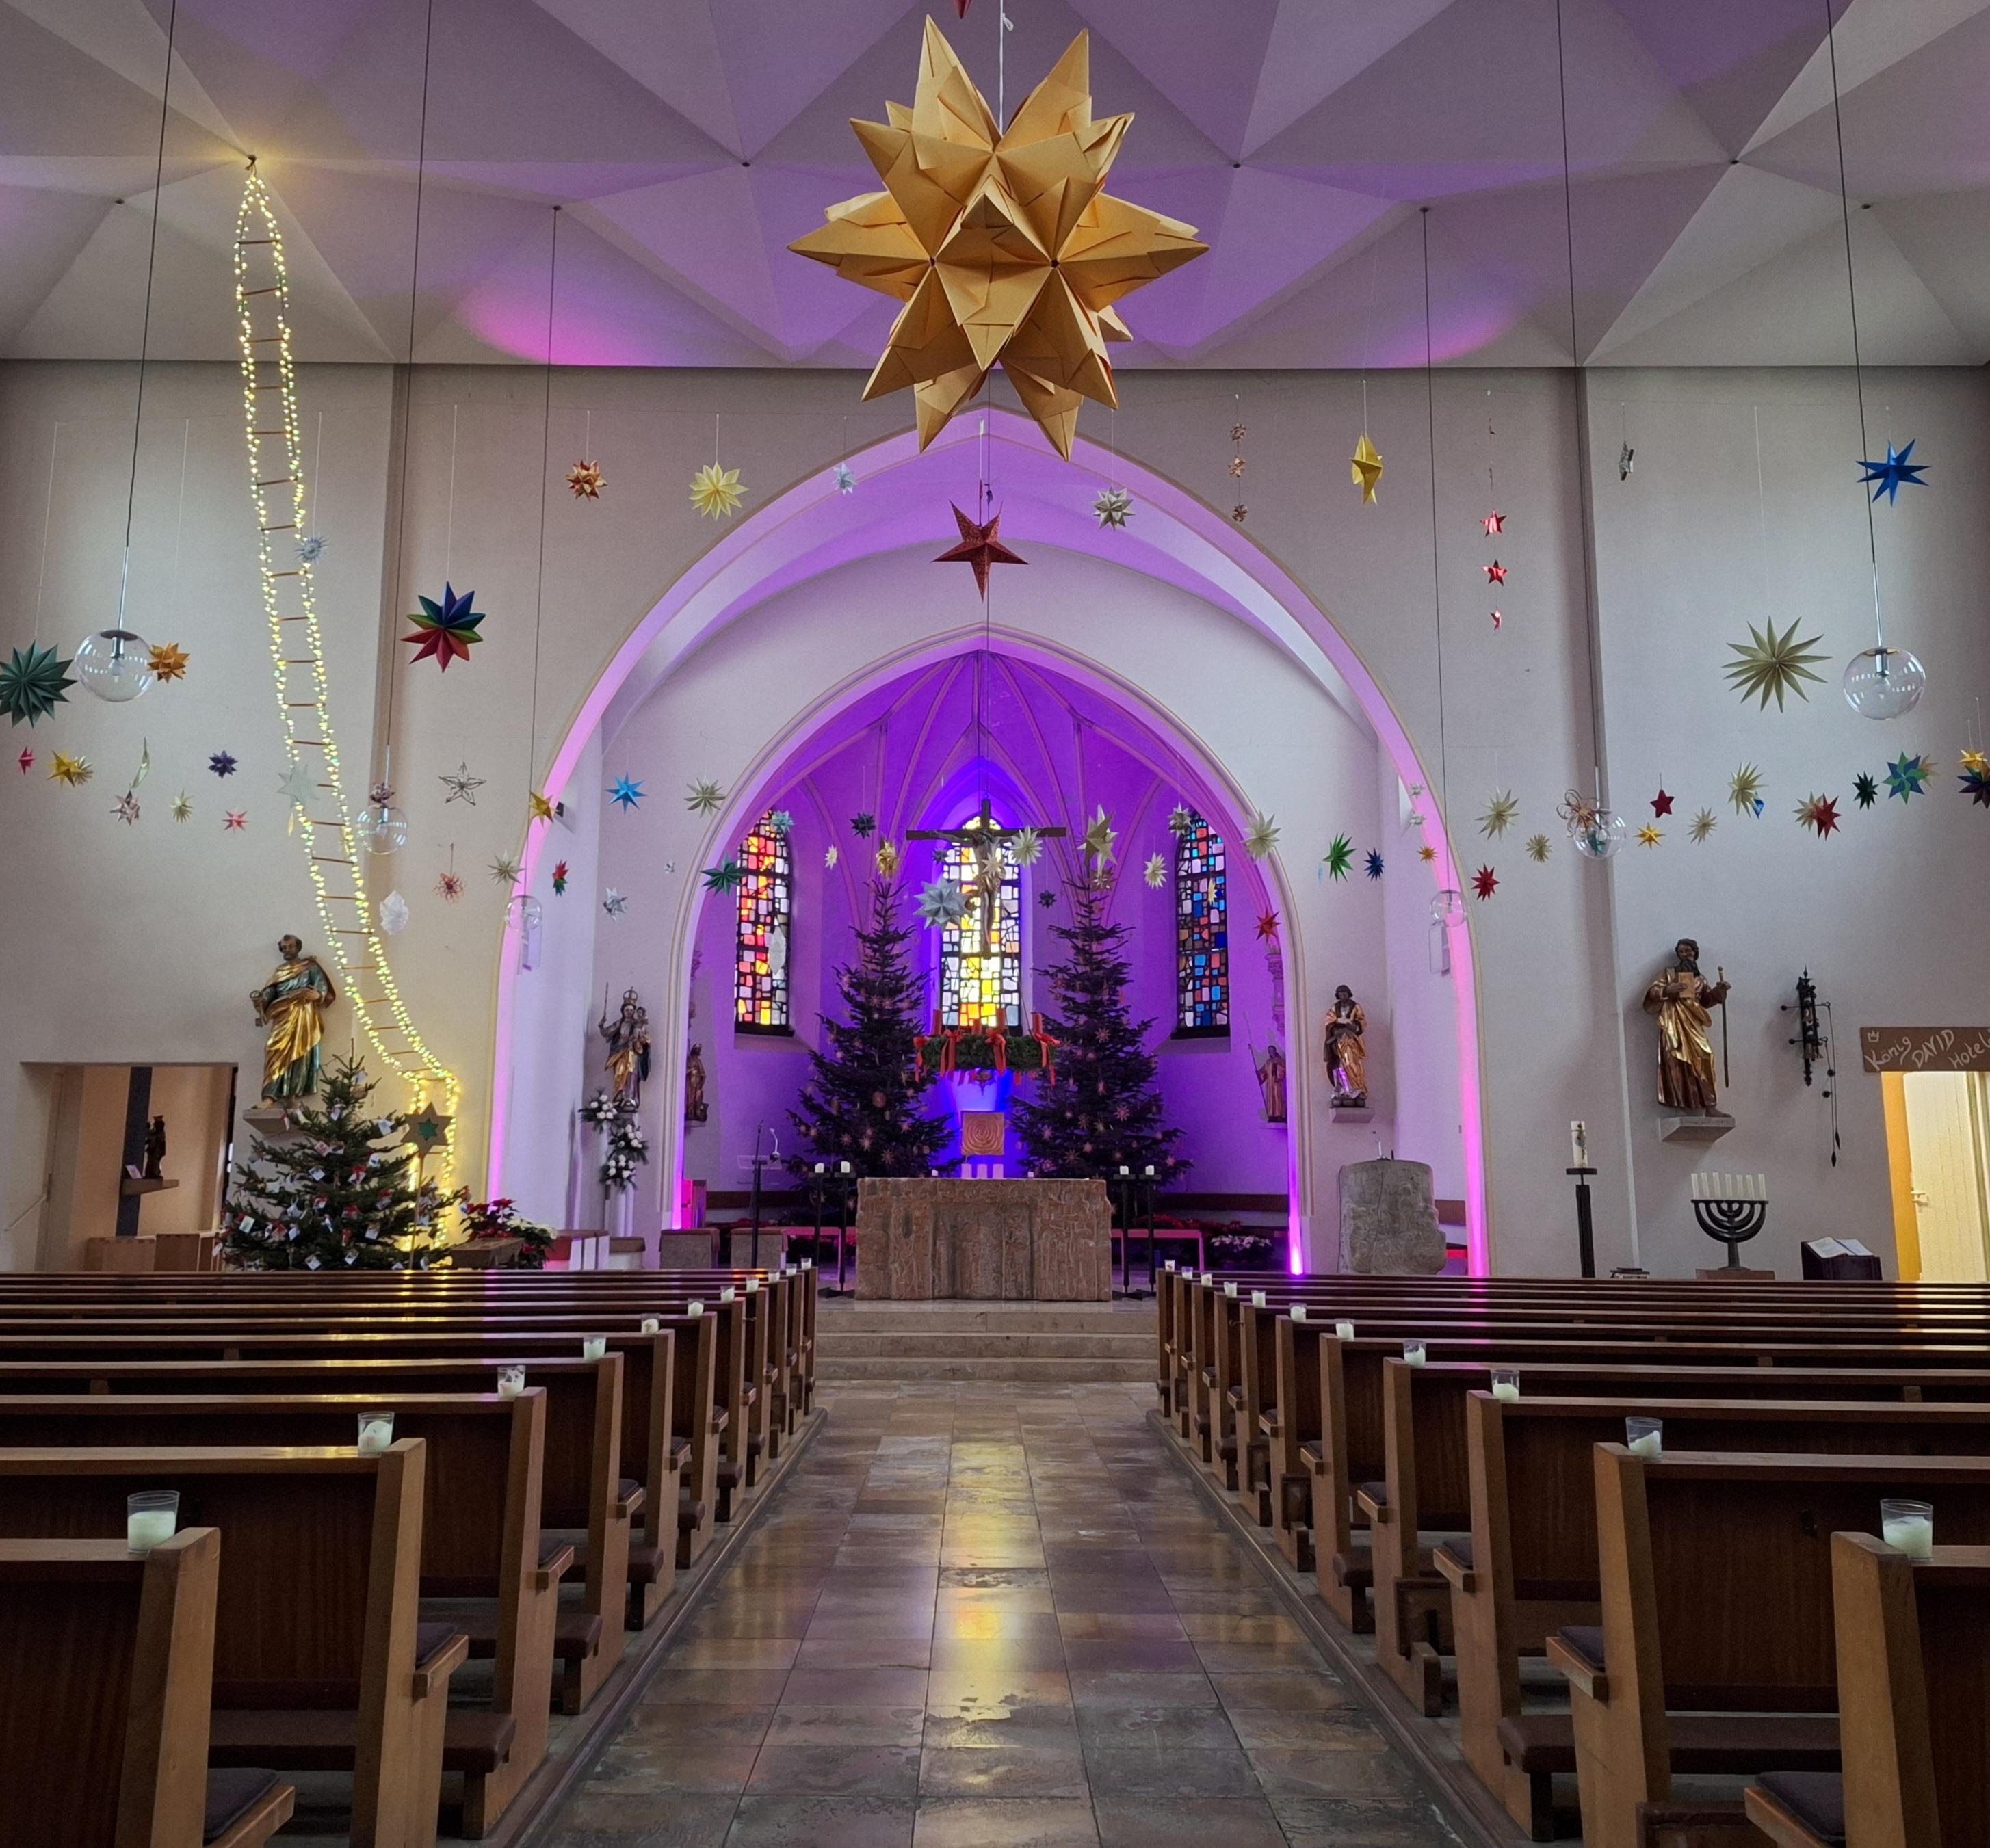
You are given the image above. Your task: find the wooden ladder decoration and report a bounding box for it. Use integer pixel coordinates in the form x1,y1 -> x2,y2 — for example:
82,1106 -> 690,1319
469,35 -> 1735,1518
232,164 -> 458,1169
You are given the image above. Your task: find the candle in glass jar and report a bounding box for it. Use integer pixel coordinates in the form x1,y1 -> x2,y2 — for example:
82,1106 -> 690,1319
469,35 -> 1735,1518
1403,1341 -> 1428,1367
1490,1368 -> 1521,1403
1291,1304 -> 1308,1322
126,1490 -> 178,1553
582,1336 -> 607,1361
1223,1282 -> 1238,1297
1251,1291 -> 1267,1308
720,1286 -> 735,1302
640,1317 -> 660,1334
746,1278 -> 760,1294
1335,1321 -> 1355,1341
1625,1416 -> 1663,1459
356,1412 -> 395,1455
1882,1499 -> 1934,1559
497,1367 -> 526,1399
688,1300 -> 705,1317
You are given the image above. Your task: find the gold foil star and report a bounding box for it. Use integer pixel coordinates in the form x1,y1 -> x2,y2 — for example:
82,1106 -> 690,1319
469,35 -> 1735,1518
147,641 -> 189,682
527,791 -> 555,822
1417,843 -> 1437,862
787,23 -> 1207,459
48,750 -> 91,786
690,462 -> 746,519
1351,432 -> 1383,503
1525,833 -> 1551,862
875,839 -> 900,877
566,460 -> 605,499
1636,823 -> 1663,847
1962,748 -> 1989,774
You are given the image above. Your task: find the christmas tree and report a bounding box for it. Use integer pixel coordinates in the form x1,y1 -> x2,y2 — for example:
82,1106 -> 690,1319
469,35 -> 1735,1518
1011,869 -> 1188,1183
789,876 -> 953,1176
221,1057 -> 450,1269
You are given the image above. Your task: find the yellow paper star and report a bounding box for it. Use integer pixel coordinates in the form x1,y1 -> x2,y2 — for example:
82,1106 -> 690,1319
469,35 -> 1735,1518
48,750 -> 92,786
788,23 -> 1207,460
1417,843 -> 1437,862
1637,823 -> 1663,847
1351,432 -> 1383,503
527,791 -> 555,822
690,463 -> 746,520
147,641 -> 189,682
1963,748 -> 1989,775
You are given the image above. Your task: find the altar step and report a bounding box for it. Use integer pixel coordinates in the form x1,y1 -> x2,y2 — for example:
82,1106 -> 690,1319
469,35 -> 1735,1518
815,1304 -> 1155,1383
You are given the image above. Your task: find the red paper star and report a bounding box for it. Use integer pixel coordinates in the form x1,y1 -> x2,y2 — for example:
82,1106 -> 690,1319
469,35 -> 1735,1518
1484,560 -> 1508,585
1471,864 -> 1499,899
16,748 -> 31,774
1651,789 -> 1675,817
1255,908 -> 1280,942
1489,610 -> 1503,631
1482,511 -> 1505,536
224,810 -> 246,831
935,503 -> 1027,598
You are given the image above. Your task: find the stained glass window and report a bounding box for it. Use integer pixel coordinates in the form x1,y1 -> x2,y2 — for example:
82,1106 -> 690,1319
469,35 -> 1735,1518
1175,810 -> 1229,1033
734,811 -> 791,1030
938,818 -> 1021,1030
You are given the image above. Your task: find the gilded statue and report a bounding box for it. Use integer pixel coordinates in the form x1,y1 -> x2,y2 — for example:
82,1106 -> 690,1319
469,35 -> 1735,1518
599,987 -> 652,1103
1255,1042 -> 1288,1124
684,1042 -> 709,1124
1642,938 -> 1731,1113
1324,985 -> 1368,1107
252,934 -> 336,1100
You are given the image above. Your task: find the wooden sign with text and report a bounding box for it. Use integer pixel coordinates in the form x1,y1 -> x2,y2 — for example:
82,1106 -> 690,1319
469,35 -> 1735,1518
1860,1026 -> 1990,1074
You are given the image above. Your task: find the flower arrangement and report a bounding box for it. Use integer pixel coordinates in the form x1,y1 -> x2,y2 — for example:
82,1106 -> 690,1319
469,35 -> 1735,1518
456,1196 -> 554,1269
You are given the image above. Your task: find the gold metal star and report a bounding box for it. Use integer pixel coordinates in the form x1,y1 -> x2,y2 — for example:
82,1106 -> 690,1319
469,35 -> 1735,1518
787,23 -> 1207,459
690,462 -> 746,520
147,641 -> 189,682
1351,432 -> 1383,503
1723,618 -> 1827,710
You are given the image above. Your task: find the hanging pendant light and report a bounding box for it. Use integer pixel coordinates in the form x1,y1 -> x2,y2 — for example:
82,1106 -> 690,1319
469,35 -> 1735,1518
1842,646 -> 1926,720
75,626 -> 156,703
356,776 -> 408,855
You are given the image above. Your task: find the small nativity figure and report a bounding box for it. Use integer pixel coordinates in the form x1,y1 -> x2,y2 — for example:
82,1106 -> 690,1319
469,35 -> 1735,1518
1255,1042 -> 1288,1124
252,934 -> 337,1101
599,987 -> 652,1105
1642,938 -> 1730,1113
1323,985 -> 1369,1107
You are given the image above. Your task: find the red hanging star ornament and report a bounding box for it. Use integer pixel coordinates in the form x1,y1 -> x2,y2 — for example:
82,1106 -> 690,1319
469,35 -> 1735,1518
935,503 -> 1027,598
1489,610 -> 1503,631
16,748 -> 31,774
1471,864 -> 1500,899
1651,789 -> 1675,817
1484,559 -> 1508,585
1255,908 -> 1280,942
1482,511 -> 1505,536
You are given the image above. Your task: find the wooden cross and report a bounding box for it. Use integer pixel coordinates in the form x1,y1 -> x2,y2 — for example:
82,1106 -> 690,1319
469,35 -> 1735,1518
908,797 -> 1067,956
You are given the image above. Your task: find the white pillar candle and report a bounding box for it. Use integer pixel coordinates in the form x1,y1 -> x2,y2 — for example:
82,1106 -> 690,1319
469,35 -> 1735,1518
1403,1341 -> 1428,1367
1144,1165 -> 1155,1178
1223,1282 -> 1238,1297
1164,1260 -> 1177,1272
688,1300 -> 705,1317
1570,1121 -> 1587,1167
497,1367 -> 526,1399
1883,1499 -> 1934,1559
802,1258 -> 814,1270
356,1413 -> 394,1455
746,1278 -> 760,1294
720,1286 -> 735,1303
1251,1291 -> 1267,1308
1335,1321 -> 1355,1341
1491,1369 -> 1521,1403
1291,1304 -> 1308,1323
1201,1272 -> 1213,1286
1625,1416 -> 1663,1459
583,1336 -> 607,1360
640,1317 -> 660,1334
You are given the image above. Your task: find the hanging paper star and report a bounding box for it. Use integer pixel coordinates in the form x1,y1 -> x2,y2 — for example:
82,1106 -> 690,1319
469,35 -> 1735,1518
441,762 -> 484,805
689,462 -> 746,519
686,779 -> 725,816
1082,806 -> 1117,862
1143,852 -> 1166,889
1636,823 -> 1663,847
1478,791 -> 1518,839
1246,813 -> 1280,860
1796,793 -> 1842,837
1228,454 -> 1245,479
1962,749 -> 1989,775
378,890 -> 410,934
1417,843 -> 1437,863
702,859 -> 745,893
1481,511 -> 1505,536
1729,764 -> 1765,815
276,758 -> 316,810
936,504 -> 1027,597
786,24 -> 1207,458
436,869 -> 464,902
551,860 -> 568,895
1484,560 -> 1508,586
1650,789 -> 1675,817
147,642 -> 189,683
1724,618 -> 1827,710
1885,753 -> 1933,802
1167,804 -> 1194,837
403,582 -> 486,671
601,888 -> 627,916
824,844 -> 839,869
1255,908 -> 1279,942
1322,834 -> 1354,880
1231,503 -> 1248,524
851,811 -> 876,838
16,748 -> 31,774
1618,442 -> 1634,481
1231,421 -> 1246,446
916,878 -> 967,926
1092,486 -> 1133,529
1351,432 -> 1383,503
112,789 -> 140,826
768,810 -> 794,835
1525,833 -> 1552,862
171,791 -> 192,823
1961,767 -> 1990,808
208,750 -> 237,778
876,840 -> 900,877
296,534 -> 326,564
0,642 -> 75,726
1038,889 -> 1057,908
1853,773 -> 1878,808
490,854 -> 523,887
1472,864 -> 1500,899
1365,849 -> 1385,880
833,463 -> 859,495
608,775 -> 645,812
1689,809 -> 1717,843
1857,440 -> 1928,504
527,791 -> 555,822
1489,609 -> 1503,631
223,810 -> 246,830
565,460 -> 605,500
1012,827 -> 1045,867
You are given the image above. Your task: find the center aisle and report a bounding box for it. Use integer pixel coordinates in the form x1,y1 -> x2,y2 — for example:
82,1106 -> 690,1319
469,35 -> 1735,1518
542,1382 -> 1456,1848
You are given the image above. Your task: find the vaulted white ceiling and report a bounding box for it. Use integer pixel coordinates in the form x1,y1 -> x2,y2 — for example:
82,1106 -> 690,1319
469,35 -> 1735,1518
5,0 -> 1987,367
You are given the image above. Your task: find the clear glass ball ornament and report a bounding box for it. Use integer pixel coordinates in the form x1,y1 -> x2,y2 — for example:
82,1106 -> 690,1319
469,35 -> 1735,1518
356,783 -> 408,855
512,893 -> 543,933
1842,645 -> 1926,720
75,628 -> 155,702
1430,888 -> 1465,925
1571,808 -> 1629,860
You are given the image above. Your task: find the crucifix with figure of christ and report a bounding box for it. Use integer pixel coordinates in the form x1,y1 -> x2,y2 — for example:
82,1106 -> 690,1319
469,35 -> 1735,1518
908,796 -> 1067,959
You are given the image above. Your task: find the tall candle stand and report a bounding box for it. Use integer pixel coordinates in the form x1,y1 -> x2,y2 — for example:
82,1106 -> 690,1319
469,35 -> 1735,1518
1565,1167 -> 1598,1279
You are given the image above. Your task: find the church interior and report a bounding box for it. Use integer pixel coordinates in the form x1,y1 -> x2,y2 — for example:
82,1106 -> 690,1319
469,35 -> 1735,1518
3,3 -> 1990,1845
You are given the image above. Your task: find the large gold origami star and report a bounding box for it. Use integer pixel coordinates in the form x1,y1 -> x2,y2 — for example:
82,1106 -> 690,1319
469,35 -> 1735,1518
789,22 -> 1206,458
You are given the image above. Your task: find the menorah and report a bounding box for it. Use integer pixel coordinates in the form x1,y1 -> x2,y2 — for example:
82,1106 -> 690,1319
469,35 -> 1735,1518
1691,1172 -> 1768,1272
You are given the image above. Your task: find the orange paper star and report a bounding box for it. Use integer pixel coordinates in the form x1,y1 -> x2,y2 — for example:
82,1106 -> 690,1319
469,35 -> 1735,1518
788,23 -> 1207,459
147,641 -> 189,682
935,504 -> 1027,598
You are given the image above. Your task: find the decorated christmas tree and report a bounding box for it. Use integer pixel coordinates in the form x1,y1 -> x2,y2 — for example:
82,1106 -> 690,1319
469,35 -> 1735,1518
789,876 -> 953,1176
1011,869 -> 1188,1184
221,1057 -> 449,1269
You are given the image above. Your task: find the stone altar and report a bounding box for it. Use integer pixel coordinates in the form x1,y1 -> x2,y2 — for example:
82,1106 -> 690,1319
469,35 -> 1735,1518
856,1178 -> 1112,1301
1340,1157 -> 1446,1275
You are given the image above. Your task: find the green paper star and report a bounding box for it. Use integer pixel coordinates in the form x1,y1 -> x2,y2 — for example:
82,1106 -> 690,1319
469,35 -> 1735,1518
1723,618 -> 1827,710
1853,773 -> 1879,809
701,858 -> 744,893
0,642 -> 75,726
1885,753 -> 1933,802
1322,834 -> 1354,881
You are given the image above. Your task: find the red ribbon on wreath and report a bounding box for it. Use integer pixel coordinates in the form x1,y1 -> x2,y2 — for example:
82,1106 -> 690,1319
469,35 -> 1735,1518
915,1008 -> 960,1078
1029,1011 -> 1058,1084
985,1020 -> 1008,1073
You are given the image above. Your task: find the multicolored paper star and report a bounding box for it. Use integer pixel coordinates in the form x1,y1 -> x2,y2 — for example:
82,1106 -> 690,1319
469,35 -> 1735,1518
565,460 -> 605,499
208,750 -> 237,778
935,504 -> 1027,598
1255,908 -> 1280,942
1886,753 -> 1933,802
403,582 -> 486,670
689,462 -> 746,520
1857,440 -> 1928,504
1322,834 -> 1354,881
1471,864 -> 1499,899
608,775 -> 645,812
552,860 -> 568,895
1484,560 -> 1508,585
1796,793 -> 1841,837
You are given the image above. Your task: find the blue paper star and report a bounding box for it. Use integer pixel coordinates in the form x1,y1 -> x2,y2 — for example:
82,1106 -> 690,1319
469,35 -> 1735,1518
1885,753 -> 1933,802
208,750 -> 237,778
1857,440 -> 1928,504
607,775 -> 645,811
1364,850 -> 1384,881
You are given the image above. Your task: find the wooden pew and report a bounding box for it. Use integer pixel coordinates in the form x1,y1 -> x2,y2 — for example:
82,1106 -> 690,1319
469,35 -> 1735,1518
0,1530 -> 295,1848
0,1442 -> 460,1848
1551,1448 -> 1990,1848
0,1391 -> 560,1836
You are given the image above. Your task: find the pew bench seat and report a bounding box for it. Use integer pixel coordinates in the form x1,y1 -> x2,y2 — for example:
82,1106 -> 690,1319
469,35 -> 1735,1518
1745,1771 -> 1845,1848
202,1768 -> 293,1848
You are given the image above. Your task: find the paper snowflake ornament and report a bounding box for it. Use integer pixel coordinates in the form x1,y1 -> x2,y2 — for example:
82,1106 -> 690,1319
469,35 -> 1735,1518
0,641 -> 75,726
1885,753 -> 1933,802
551,860 -> 568,894
786,23 -> 1207,459
1961,766 -> 1990,808
379,890 -> 410,934
1082,806 -> 1118,863
1255,908 -> 1279,942
1472,864 -> 1500,899
916,878 -> 967,927
824,844 -> 839,869
601,888 -> 627,916
768,810 -> 794,835
441,762 -> 484,805
1796,793 -> 1842,838
1857,440 -> 1928,503
16,748 -> 30,774
1723,618 -> 1827,710
1636,823 -> 1662,848
1143,852 -> 1166,889
833,463 -> 858,495
112,789 -> 140,825
875,839 -> 900,877
702,859 -> 745,893
527,791 -> 555,822
1244,813 -> 1279,860
1689,810 -> 1717,843
1853,773 -> 1878,809
936,505 -> 1027,597
1484,560 -> 1508,586
1167,804 -> 1194,837
1478,791 -> 1518,839
223,809 -> 246,830
1350,432 -> 1383,503
1011,827 -> 1045,867
850,811 -> 876,838
685,779 -> 725,816
208,750 -> 237,778
1482,511 -> 1506,536
403,582 -> 486,670
1365,850 -> 1385,880
565,460 -> 605,499
147,641 -> 189,683
608,775 -> 645,812
436,869 -> 463,901
689,462 -> 745,520
1651,789 -> 1675,817
1526,833 -> 1552,862
490,854 -> 523,887
1728,764 -> 1765,816
171,791 -> 192,822
1092,486 -> 1134,529
296,534 -> 326,564
1322,834 -> 1354,881
1417,843 -> 1437,863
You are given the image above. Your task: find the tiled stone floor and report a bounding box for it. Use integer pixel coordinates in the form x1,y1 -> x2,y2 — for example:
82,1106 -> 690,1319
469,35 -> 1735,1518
542,1381 -> 1460,1848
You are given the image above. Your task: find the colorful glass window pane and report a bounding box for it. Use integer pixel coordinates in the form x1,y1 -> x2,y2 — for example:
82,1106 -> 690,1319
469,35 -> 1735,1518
1175,810 -> 1229,1030
938,818 -> 1021,1030
734,811 -> 791,1028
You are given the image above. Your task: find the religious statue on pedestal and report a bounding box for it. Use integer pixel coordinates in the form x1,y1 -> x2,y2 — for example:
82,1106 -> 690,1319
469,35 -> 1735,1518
1255,1042 -> 1288,1124
684,1042 -> 708,1123
1642,938 -> 1731,1113
599,987 -> 652,1104
142,1113 -> 167,1180
1323,985 -> 1368,1107
251,935 -> 336,1102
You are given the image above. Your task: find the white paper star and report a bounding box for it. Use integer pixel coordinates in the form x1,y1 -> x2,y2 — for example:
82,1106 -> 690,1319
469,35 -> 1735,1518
602,888 -> 628,916
834,463 -> 858,495
1143,852 -> 1166,888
